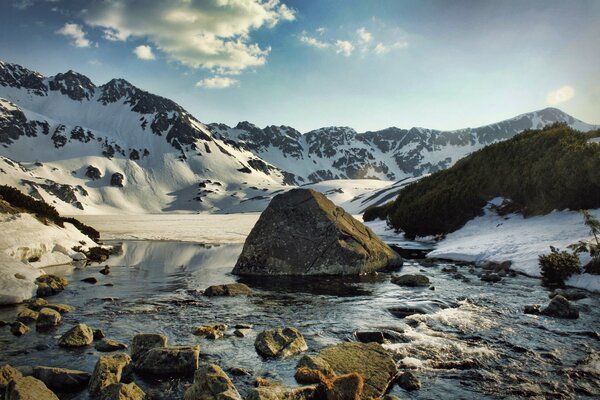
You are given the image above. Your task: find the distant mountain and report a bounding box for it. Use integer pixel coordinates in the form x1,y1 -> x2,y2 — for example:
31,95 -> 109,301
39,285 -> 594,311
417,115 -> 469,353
212,108 -> 598,183
0,59 -> 597,214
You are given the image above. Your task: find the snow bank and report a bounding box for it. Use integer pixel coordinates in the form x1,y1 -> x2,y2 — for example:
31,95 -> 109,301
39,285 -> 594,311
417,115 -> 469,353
427,205 -> 600,292
0,212 -> 98,304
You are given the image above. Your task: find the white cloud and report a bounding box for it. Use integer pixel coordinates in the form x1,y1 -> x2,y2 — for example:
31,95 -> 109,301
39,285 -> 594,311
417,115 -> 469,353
56,23 -> 91,48
392,41 -> 409,49
83,0 -> 295,74
133,45 -> 156,60
299,33 -> 329,49
335,40 -> 354,57
196,76 -> 239,89
547,85 -> 575,105
374,43 -> 387,55
356,27 -> 372,44
316,27 -> 327,35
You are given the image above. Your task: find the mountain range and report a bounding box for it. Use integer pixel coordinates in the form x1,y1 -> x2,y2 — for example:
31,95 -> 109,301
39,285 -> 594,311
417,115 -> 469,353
0,60 -> 597,214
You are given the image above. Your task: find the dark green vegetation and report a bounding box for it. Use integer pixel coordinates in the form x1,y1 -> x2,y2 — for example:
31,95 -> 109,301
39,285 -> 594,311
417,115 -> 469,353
0,184 -> 99,241
365,124 -> 600,238
539,246 -> 581,287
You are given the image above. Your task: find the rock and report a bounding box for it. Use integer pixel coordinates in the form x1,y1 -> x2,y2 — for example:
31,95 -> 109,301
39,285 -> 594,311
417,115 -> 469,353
233,189 -> 402,276
183,364 -> 242,400
246,385 -> 317,400
131,333 -> 168,363
5,376 -> 59,400
318,342 -> 397,399
58,323 -> 94,347
480,273 -> 502,283
100,266 -> 111,275
26,298 -> 48,311
94,329 -> 106,340
71,252 -> 87,261
82,277 -> 98,284
35,274 -> 68,297
95,339 -> 129,352
550,288 -> 587,301
391,274 -> 430,287
541,295 -> 579,319
16,308 -> 39,323
295,367 -> 328,385
203,283 -> 253,297
354,331 -> 385,344
99,382 -> 145,400
88,353 -> 132,395
194,324 -> 227,339
135,346 -> 200,376
255,327 -> 308,358
235,323 -> 253,329
110,173 -> 125,188
0,364 -> 23,391
389,299 -> 454,318
86,165 -> 102,180
296,355 -> 335,379
229,367 -> 252,377
10,322 -> 29,336
320,373 -> 364,400
234,328 -> 252,338
32,366 -> 90,391
36,308 -> 61,329
523,305 -> 541,315
45,303 -> 74,313
397,371 -> 421,391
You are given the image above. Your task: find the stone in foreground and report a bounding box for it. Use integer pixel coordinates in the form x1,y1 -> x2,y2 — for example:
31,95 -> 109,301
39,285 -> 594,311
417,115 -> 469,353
0,364 -> 22,391
135,346 -> 199,376
203,283 -> 253,297
233,189 -> 402,276
99,382 -> 145,400
255,327 -> 308,358
183,364 -> 242,400
247,385 -> 317,400
32,366 -> 90,391
131,333 -> 168,363
318,342 -> 397,399
58,323 -> 94,347
88,353 -> 132,395
5,376 -> 59,400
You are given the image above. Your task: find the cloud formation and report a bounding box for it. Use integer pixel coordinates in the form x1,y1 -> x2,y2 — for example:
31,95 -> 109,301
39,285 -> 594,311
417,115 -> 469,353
56,23 -> 91,48
196,76 -> 239,89
299,33 -> 329,49
133,45 -> 155,60
356,27 -> 372,44
83,0 -> 295,73
547,85 -> 575,105
335,40 -> 354,57
299,26 -> 406,57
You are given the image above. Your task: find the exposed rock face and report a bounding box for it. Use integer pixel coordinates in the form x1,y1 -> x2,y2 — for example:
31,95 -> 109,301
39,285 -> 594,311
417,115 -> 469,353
110,173 -> 124,187
183,364 -> 242,400
5,376 -> 59,400
203,283 -> 253,297
32,366 -> 90,391
0,364 -> 22,391
247,385 -> 317,400
88,353 -> 132,395
86,165 -> 102,180
131,333 -> 168,363
99,382 -> 145,400
135,346 -> 199,376
255,327 -> 308,358
318,342 -> 397,399
35,307 -> 61,329
58,323 -> 94,347
391,274 -> 430,287
233,189 -> 401,275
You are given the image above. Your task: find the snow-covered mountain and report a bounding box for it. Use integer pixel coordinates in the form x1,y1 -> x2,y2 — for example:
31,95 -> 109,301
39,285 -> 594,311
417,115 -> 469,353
0,61 -> 294,214
212,108 -> 598,183
0,59 -> 597,214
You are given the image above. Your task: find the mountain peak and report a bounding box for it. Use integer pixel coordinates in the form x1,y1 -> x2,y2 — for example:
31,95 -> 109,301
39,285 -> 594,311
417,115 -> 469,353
48,70 -> 96,101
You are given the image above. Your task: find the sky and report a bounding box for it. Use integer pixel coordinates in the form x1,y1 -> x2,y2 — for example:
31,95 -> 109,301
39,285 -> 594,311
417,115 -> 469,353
1,0 -> 599,132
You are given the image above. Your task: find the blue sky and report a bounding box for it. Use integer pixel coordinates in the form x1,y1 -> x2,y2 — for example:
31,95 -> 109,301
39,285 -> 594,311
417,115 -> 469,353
1,0 -> 599,132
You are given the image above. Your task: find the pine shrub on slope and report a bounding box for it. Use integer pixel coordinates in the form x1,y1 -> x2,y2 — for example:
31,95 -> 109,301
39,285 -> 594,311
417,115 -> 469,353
365,124 -> 600,238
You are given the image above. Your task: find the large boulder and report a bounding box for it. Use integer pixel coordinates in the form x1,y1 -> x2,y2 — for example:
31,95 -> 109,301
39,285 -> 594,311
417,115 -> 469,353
541,295 -> 579,319
32,366 -> 90,391
36,274 -> 68,297
88,353 -> 132,395
233,189 -> 402,275
255,327 -> 308,358
246,385 -> 317,400
58,323 -> 94,347
135,346 -> 200,376
0,365 -> 22,391
99,382 -> 145,400
183,364 -> 242,400
318,342 -> 397,399
130,333 -> 168,363
5,376 -> 59,400
36,308 -> 61,329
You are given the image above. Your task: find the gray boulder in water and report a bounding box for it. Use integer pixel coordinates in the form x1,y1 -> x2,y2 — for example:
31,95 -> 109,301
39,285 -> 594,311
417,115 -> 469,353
233,189 -> 402,275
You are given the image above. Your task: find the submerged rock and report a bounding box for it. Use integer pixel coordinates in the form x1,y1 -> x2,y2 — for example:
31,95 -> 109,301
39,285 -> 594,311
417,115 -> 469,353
58,323 -> 94,347
95,339 -> 128,352
88,353 -> 132,395
391,274 -> 430,287
318,342 -> 397,399
5,376 -> 59,400
135,346 -> 200,376
183,364 -> 242,400
255,327 -> 308,358
397,371 -> 421,391
233,189 -> 402,276
541,295 -> 579,319
203,283 -> 253,297
32,366 -> 90,391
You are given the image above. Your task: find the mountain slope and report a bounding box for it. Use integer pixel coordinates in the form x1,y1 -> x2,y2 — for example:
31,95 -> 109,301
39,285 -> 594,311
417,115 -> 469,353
212,108 -> 598,183
0,61 -> 293,214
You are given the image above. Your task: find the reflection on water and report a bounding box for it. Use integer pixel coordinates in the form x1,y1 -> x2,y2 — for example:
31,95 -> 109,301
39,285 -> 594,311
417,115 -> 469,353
0,240 -> 599,399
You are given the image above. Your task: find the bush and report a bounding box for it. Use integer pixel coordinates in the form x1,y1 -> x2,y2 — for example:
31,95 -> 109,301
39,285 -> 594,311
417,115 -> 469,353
539,246 -> 581,287
366,124 -> 600,237
363,201 -> 393,222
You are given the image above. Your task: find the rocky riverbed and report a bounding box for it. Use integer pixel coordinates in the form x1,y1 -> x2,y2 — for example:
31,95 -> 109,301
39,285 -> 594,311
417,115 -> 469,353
1,240 -> 599,399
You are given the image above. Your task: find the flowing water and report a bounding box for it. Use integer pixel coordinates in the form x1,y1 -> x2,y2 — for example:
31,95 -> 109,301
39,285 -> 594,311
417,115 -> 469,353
1,240 -> 599,399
